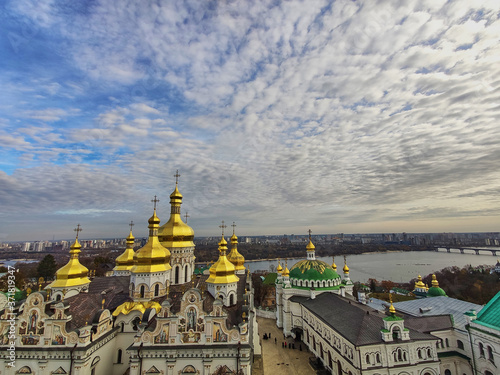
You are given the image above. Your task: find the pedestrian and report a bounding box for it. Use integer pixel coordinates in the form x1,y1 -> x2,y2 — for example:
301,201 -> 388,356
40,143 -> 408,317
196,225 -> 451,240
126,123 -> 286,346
275,337 -> 277,344
284,341 -> 287,348
269,332 -> 272,338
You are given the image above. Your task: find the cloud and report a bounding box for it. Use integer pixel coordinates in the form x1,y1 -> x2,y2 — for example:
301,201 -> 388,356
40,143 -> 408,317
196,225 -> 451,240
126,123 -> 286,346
1,0 -> 500,240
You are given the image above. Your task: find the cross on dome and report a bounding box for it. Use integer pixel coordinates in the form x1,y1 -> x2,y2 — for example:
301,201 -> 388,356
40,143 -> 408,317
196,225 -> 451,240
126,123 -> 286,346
74,224 -> 82,239
308,229 -> 312,240
219,220 -> 227,236
232,222 -> 237,235
129,220 -> 134,231
184,212 -> 190,223
174,170 -> 181,185
151,195 -> 160,210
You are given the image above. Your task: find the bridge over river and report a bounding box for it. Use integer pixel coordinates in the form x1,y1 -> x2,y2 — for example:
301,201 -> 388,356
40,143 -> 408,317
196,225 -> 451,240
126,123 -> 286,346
434,247 -> 499,256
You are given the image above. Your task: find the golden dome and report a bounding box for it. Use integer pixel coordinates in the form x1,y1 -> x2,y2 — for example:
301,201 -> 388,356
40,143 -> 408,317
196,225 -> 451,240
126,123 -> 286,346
158,181 -> 195,248
389,295 -> 396,314
431,274 -> 439,287
49,237 -> 90,288
227,226 -> 245,270
207,237 -> 239,284
277,261 -> 283,274
131,209 -> 171,274
306,239 -> 315,251
415,275 -> 426,288
332,256 -> 337,270
114,227 -> 136,271
343,261 -> 349,273
283,266 -> 290,277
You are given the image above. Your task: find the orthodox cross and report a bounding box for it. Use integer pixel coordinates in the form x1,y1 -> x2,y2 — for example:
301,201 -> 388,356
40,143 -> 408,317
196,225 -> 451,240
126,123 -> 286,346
219,220 -> 227,236
308,228 -> 312,240
74,224 -> 82,239
231,221 -> 236,235
184,212 -> 190,223
151,195 -> 159,210
344,255 -> 347,264
129,220 -> 134,231
174,170 -> 181,184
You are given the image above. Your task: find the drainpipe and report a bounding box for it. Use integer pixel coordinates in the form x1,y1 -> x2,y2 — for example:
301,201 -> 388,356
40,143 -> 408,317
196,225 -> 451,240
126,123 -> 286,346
467,325 -> 477,375
237,341 -> 241,374
68,344 -> 77,375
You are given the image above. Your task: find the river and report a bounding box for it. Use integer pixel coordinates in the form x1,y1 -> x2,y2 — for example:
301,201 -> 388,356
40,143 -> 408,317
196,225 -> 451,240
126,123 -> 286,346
245,250 -> 499,283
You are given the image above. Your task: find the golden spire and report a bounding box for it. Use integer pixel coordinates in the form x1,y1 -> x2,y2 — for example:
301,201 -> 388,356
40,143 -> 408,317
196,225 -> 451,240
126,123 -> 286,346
38,277 -> 44,291
207,222 -> 239,284
415,275 -> 426,288
228,222 -> 245,271
48,225 -> 90,288
158,170 -> 195,248
343,255 -> 349,273
389,294 -> 396,314
114,221 -> 136,272
283,259 -> 290,277
332,256 -> 337,270
306,229 -> 315,251
131,197 -> 171,274
277,259 -> 283,274
431,274 -> 439,287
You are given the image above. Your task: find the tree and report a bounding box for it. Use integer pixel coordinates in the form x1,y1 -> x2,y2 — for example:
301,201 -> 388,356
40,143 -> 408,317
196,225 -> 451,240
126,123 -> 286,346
37,255 -> 58,280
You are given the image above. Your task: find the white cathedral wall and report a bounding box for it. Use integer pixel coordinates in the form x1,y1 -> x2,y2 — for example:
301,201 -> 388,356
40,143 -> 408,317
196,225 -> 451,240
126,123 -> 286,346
469,322 -> 500,375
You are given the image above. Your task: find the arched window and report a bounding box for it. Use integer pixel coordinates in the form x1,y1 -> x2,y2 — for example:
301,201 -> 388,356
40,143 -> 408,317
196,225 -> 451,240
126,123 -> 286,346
140,285 -> 145,298
444,370 -> 451,375
175,266 -> 179,284
479,342 -> 485,357
366,354 -> 370,364
337,360 -> 342,375
56,294 -> 62,301
427,348 -> 431,358
313,335 -> 316,351
392,326 -> 400,340
457,340 -> 464,350
445,338 -> 449,347
488,346 -> 494,363
229,294 -> 234,306
376,353 -> 380,363
154,284 -> 160,297
320,342 -> 324,359
120,322 -> 125,332
185,265 -> 189,283
418,349 -> 422,359
117,349 -> 122,364
485,371 -> 493,375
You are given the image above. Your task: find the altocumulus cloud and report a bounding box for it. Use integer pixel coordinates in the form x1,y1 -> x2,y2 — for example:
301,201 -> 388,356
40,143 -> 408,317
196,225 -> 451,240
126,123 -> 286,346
0,0 -> 499,240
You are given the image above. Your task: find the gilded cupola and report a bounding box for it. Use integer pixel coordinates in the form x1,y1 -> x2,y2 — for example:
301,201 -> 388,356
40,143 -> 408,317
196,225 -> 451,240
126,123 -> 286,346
207,224 -> 239,284
113,221 -> 136,273
277,260 -> 283,274
158,170 -> 195,248
49,224 -> 91,288
227,222 -> 245,272
131,197 -> 171,274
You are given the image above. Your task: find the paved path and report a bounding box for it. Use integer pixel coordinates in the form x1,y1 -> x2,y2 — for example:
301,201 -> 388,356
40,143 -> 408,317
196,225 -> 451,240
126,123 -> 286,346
256,317 -> 316,375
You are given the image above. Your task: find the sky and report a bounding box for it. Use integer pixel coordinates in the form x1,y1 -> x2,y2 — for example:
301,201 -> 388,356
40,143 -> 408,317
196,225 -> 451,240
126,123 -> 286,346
1,0 -> 500,242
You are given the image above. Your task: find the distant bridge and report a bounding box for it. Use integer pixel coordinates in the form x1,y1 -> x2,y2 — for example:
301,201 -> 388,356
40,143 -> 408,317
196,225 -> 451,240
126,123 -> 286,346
433,247 -> 498,256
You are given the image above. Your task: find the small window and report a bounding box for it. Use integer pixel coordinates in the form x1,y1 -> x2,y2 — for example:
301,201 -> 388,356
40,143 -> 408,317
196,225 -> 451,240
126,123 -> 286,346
444,370 -> 451,375
479,343 -> 485,357
117,349 -> 122,364
366,354 -> 370,364
140,285 -> 145,298
457,340 -> 464,350
445,338 -> 449,347
154,284 -> 159,297
488,346 -> 494,363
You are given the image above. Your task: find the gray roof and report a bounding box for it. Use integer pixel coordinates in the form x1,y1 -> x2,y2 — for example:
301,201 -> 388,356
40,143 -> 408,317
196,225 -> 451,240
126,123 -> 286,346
393,296 -> 482,331
299,293 -> 435,346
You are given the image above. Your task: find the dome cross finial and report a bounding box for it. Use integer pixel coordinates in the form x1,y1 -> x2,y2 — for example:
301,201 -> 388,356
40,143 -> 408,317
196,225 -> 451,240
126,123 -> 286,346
174,170 -> 181,185
184,212 -> 189,223
151,195 -> 160,210
308,228 -> 312,240
219,220 -> 227,237
74,224 -> 82,239
129,220 -> 134,231
232,222 -> 237,235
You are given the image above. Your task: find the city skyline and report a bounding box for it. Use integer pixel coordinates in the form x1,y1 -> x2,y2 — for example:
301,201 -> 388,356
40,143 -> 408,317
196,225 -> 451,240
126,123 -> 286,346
1,1 -> 500,241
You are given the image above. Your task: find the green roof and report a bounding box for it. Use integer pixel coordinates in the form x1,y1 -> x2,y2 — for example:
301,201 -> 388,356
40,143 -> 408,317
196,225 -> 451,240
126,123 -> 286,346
475,291 -> 500,330
263,273 -> 277,285
289,259 -> 340,281
427,286 -> 447,297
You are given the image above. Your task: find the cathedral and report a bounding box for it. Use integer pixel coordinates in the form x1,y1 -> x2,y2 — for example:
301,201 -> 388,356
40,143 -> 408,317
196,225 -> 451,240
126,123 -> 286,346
0,175 -> 260,375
